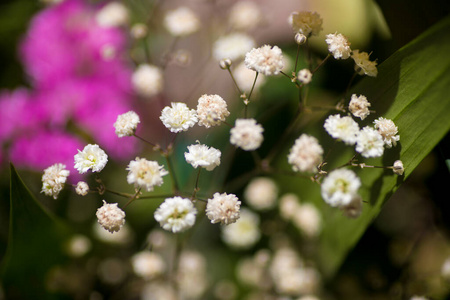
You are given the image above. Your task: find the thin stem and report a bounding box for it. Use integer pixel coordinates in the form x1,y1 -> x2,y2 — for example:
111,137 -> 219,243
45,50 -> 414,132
280,71 -> 293,81
251,151 -> 262,168
104,189 -> 134,198
139,193 -> 175,199
294,42 -> 301,73
247,72 -> 259,102
192,168 -> 202,199
122,187 -> 142,209
164,154 -> 179,193
312,54 -> 331,74
227,68 -> 243,95
343,71 -> 357,99
133,133 -> 158,148
306,39 -> 313,70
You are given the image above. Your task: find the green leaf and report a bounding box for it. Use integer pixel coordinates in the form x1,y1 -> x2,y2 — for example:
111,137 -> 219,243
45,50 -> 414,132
316,15 -> 450,278
1,164 -> 71,299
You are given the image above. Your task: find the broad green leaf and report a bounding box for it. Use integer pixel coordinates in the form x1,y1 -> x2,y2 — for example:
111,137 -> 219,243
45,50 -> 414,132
316,15 -> 450,277
1,164 -> 71,299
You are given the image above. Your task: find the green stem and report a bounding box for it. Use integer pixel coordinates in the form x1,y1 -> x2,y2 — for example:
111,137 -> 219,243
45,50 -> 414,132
122,187 -> 142,209
312,54 -> 331,74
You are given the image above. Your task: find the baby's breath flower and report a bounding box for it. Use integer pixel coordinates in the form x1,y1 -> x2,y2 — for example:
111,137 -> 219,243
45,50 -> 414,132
196,94 -> 230,128
295,33 -> 307,45
184,143 -> 221,171
66,235 -> 91,257
244,177 -> 278,210
114,111 -> 140,137
219,58 -> 232,70
230,118 -> 264,151
130,23 -> 148,39
292,203 -> 322,237
132,64 -> 163,98
154,197 -> 197,233
41,163 -> 70,199
131,251 -> 166,279
355,126 -> 385,158
352,50 -> 378,77
160,102 -> 198,133
229,1 -> 262,30
75,181 -> 89,196
164,7 -> 200,37
74,144 -> 108,174
349,94 -> 371,120
321,168 -> 361,207
324,114 -> 360,145
288,134 -> 323,173
279,193 -> 301,220
221,208 -> 260,249
244,45 -> 284,76
393,160 -> 404,175
340,195 -> 363,218
297,69 -> 312,84
374,117 -> 400,148
325,32 -> 351,60
96,200 -> 126,233
96,2 -> 129,28
441,257 -> 450,280
288,11 -> 323,37
233,62 -> 266,91
126,158 -> 168,192
206,192 -> 241,225
213,33 -> 255,61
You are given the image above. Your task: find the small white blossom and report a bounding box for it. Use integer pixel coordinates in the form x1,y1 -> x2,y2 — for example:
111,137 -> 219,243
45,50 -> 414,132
114,111 -> 140,137
355,126 -> 385,158
164,7 -> 200,37
340,195 -> 363,218
297,69 -> 312,84
75,181 -> 89,196
160,102 -> 198,133
126,158 -> 168,192
221,208 -> 260,249
229,1 -> 262,30
74,144 -> 108,174
96,2 -> 129,28
441,257 -> 450,280
244,177 -> 278,210
131,251 -> 166,279
244,45 -> 284,76
374,117 -> 400,148
213,33 -> 256,61
295,33 -> 307,45
66,235 -> 91,257
288,134 -> 324,173
233,62 -> 266,91
321,168 -> 361,207
292,203 -> 322,237
279,193 -> 301,220
288,11 -> 323,37
41,163 -> 70,199
196,94 -> 230,128
349,94 -> 371,120
154,197 -> 197,233
96,200 -> 126,233
393,160 -> 404,175
184,143 -> 221,171
352,50 -> 378,77
177,251 -> 208,298
324,114 -> 360,145
230,119 -> 264,151
132,64 -> 163,98
206,192 -> 241,225
325,32 -> 351,60
130,23 -> 148,39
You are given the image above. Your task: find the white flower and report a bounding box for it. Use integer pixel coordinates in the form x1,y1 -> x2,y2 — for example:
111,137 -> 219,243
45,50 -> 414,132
130,23 -> 148,39
126,158 -> 168,192
196,94 -> 230,128
131,251 -> 166,279
374,117 -> 400,148
96,2 -> 129,28
66,235 -> 91,257
340,195 -> 363,218
393,160 -> 404,175
177,251 -> 208,298
206,192 -> 241,225
230,119 -> 264,151
324,114 -> 360,145
184,143 -> 221,171
441,257 -> 450,280
164,7 -> 200,36
221,208 -> 260,249
352,50 -> 378,77
74,144 -> 108,174
114,111 -> 140,137
297,69 -> 312,84
355,126 -> 385,158
213,33 -> 255,61
233,62 -> 266,91
96,200 -> 126,233
321,168 -> 361,207
288,11 -> 323,36
325,32 -> 351,60
41,163 -> 70,199
279,193 -> 301,220
229,1 -> 262,30
244,45 -> 284,76
160,102 -> 198,133
132,64 -> 163,98
292,203 -> 322,237
244,177 -> 278,210
288,134 -> 324,173
349,94 -> 371,120
75,181 -> 89,196
154,197 -> 197,233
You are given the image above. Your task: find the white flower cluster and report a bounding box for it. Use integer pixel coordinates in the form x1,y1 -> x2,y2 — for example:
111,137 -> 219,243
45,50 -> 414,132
131,251 -> 166,279
321,168 -> 361,210
164,7 -> 200,37
154,197 -> 197,233
324,114 -> 359,145
374,117 -> 400,148
297,68 -> 312,84
228,1 -> 262,30
355,126 -> 385,158
96,2 -> 129,28
221,208 -> 260,249
244,177 -> 278,210
244,45 -> 284,76
126,158 -> 168,192
325,32 -> 352,60
206,192 -> 241,225
196,94 -> 230,128
230,118 -> 264,151
213,33 -> 255,61
288,134 -> 323,173
96,200 -> 126,233
279,194 -> 322,237
349,94 -> 371,120
177,251 -> 209,299
233,62 -> 266,91
132,64 -> 163,98
160,102 -> 198,133
74,144 -> 108,174
352,50 -> 378,77
288,11 -> 323,37
185,143 -> 221,171
75,181 -> 89,196
114,111 -> 140,137
41,163 -> 70,199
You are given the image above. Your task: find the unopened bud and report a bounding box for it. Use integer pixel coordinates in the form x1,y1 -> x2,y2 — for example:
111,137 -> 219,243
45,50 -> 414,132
393,160 -> 404,175
219,58 -> 232,70
295,33 -> 307,45
131,23 -> 148,39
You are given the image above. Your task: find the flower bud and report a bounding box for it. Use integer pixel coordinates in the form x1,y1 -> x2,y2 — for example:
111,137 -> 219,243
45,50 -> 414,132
219,58 -> 232,70
295,33 -> 307,45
